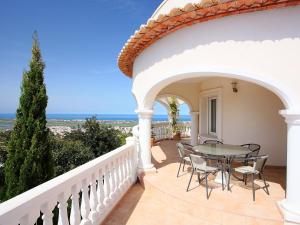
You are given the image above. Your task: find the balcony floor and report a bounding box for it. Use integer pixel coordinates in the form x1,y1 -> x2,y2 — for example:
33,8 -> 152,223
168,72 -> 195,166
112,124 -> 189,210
103,140 -> 286,225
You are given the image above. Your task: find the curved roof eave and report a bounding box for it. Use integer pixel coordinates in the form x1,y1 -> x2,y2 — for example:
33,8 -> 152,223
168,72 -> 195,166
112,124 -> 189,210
117,0 -> 300,77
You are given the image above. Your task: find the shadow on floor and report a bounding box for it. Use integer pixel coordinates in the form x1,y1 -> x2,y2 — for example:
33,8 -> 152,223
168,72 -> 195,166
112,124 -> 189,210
151,139 -> 286,190
102,183 -> 144,225
151,139 -> 180,169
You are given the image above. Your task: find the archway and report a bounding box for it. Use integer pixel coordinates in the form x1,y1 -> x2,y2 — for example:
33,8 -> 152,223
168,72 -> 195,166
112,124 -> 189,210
139,71 -> 291,110
152,94 -> 192,141
134,71 -> 300,222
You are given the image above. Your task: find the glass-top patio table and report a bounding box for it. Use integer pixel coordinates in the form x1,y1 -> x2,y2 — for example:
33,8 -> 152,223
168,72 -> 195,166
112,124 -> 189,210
193,144 -> 251,157
192,144 -> 252,190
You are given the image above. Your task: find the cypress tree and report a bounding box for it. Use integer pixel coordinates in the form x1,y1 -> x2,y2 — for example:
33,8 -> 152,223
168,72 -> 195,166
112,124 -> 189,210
4,32 -> 54,199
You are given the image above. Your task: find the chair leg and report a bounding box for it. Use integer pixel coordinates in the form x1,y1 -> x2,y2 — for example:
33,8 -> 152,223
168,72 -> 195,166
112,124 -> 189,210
177,160 -> 182,177
252,173 -> 255,201
183,160 -> 186,172
187,169 -> 194,192
197,172 -> 201,184
221,170 -> 224,191
261,173 -> 269,195
227,168 -> 231,191
205,172 -> 209,199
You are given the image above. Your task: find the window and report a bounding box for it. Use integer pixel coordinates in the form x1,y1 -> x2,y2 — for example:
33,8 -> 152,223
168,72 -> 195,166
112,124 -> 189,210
199,88 -> 222,139
208,97 -> 217,135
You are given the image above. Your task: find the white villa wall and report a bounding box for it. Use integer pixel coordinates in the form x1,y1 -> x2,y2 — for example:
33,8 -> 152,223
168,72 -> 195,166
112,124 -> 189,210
131,5 -> 300,221
200,78 -> 287,166
132,6 -> 300,112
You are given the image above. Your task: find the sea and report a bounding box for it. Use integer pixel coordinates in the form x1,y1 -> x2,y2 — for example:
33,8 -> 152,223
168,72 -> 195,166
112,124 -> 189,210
0,113 -> 191,122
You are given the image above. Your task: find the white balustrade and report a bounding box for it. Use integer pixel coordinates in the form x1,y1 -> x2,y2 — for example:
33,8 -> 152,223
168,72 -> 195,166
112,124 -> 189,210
89,174 -> 99,225
119,155 -> 125,191
58,193 -> 69,225
152,122 -> 191,140
0,139 -> 137,225
96,169 -> 105,217
70,185 -> 81,225
41,203 -> 54,225
80,179 -> 91,225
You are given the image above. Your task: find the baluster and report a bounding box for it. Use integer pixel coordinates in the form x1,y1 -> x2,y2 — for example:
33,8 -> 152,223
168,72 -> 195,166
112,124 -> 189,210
96,168 -> 105,216
110,161 -> 116,201
80,179 -> 92,225
166,125 -> 168,139
104,165 -> 111,206
114,157 -> 120,196
89,173 -> 99,225
58,193 -> 69,225
41,203 -> 54,225
124,152 -> 129,186
119,155 -> 124,191
132,147 -> 137,182
128,149 -> 133,183
19,210 -> 40,225
120,154 -> 125,188
156,127 -> 161,140
70,185 -> 81,225
127,151 -> 132,185
121,154 -> 126,187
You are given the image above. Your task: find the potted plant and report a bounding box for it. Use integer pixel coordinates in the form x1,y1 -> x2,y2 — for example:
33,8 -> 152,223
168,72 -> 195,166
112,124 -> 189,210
150,125 -> 156,146
169,98 -> 181,140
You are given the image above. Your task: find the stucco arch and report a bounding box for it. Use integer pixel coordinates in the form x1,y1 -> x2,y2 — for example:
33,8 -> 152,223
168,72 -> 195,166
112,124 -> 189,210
155,93 -> 193,113
137,70 -> 292,112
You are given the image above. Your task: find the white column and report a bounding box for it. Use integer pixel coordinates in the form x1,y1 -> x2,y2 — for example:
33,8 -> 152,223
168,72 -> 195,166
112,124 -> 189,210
135,109 -> 155,174
190,111 -> 199,146
279,110 -> 300,223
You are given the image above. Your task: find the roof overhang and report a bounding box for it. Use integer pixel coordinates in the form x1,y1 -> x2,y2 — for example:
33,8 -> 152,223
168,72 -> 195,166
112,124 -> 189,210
117,0 -> 300,77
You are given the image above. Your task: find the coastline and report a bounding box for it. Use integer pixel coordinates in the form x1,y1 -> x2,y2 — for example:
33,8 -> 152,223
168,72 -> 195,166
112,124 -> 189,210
0,114 -> 191,131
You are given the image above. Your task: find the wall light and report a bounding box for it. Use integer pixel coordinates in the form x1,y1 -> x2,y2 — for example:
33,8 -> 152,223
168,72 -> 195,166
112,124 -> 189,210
231,81 -> 238,93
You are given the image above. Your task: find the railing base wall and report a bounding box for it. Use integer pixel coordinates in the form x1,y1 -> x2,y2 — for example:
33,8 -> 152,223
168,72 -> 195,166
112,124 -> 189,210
99,181 -> 137,225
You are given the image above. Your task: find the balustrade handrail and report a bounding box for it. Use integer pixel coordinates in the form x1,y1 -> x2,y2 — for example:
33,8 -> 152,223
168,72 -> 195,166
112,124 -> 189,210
152,121 -> 191,140
0,138 -> 137,225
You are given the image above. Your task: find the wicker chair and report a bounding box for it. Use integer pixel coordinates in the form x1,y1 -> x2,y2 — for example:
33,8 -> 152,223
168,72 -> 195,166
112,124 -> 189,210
234,155 -> 269,201
176,143 -> 192,177
241,144 -> 260,156
187,154 -> 224,199
203,140 -> 223,145
241,144 -> 261,165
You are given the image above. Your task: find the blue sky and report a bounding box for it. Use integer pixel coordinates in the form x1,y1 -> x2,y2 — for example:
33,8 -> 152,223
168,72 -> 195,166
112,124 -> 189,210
0,0 -> 189,115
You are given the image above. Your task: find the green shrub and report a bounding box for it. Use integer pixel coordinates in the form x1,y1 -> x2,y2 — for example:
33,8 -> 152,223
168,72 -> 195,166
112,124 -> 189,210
52,138 -> 94,176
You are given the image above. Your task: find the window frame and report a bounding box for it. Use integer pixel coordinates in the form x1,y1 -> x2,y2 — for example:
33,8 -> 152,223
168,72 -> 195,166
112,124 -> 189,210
199,88 -> 222,140
208,97 -> 217,136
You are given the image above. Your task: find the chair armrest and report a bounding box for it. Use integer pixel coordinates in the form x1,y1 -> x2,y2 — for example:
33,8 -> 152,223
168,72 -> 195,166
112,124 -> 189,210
184,149 -> 195,156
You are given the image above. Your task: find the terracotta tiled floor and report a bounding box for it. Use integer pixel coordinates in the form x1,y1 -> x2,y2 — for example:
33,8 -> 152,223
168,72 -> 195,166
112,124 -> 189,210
103,140 -> 286,225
